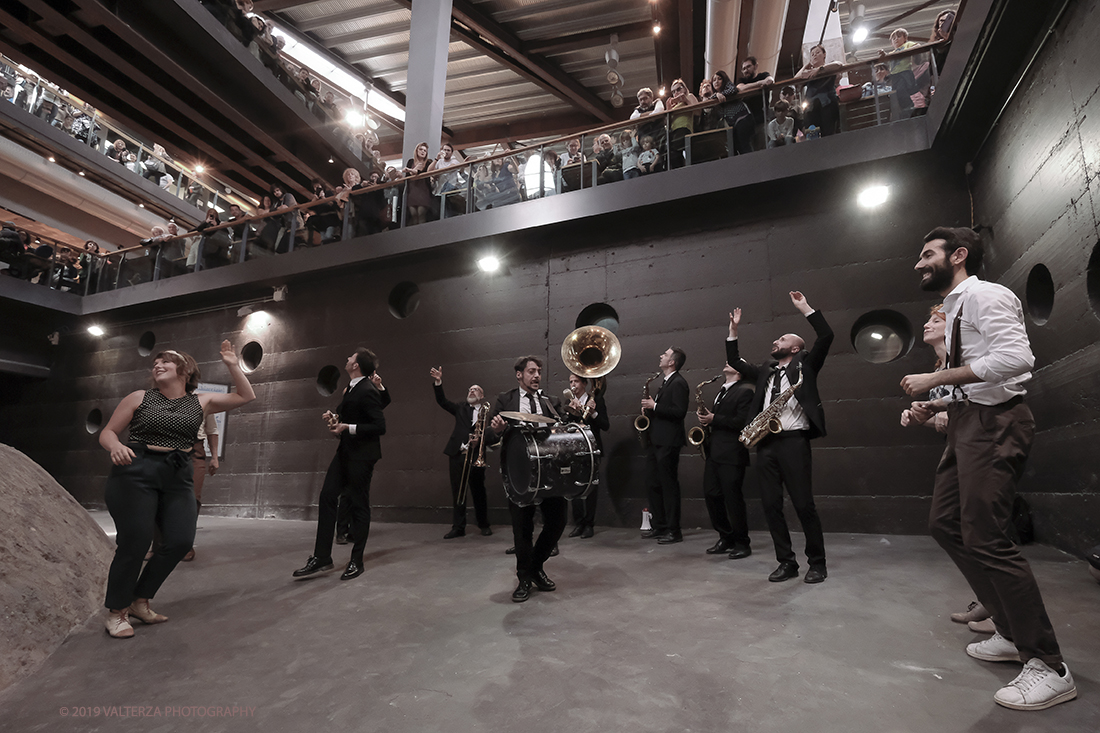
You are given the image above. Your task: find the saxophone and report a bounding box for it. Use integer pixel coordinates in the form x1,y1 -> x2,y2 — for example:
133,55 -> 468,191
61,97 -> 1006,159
634,372 -> 662,434
687,375 -> 723,456
739,365 -> 804,448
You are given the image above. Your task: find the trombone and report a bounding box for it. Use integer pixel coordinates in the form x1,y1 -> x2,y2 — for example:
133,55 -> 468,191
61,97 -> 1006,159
457,401 -> 490,504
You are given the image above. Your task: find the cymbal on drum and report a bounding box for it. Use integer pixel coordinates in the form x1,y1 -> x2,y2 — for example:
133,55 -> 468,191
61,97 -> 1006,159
499,411 -> 557,425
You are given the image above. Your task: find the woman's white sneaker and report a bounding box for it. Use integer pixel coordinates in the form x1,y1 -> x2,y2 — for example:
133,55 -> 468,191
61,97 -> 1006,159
994,659 -> 1077,711
966,632 -> 1020,662
104,609 -> 134,638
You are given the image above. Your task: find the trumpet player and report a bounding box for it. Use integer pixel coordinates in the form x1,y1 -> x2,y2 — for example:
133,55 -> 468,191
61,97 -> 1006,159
431,366 -> 492,540
728,291 -> 833,584
565,374 -> 610,539
697,360 -> 755,559
640,347 -> 690,544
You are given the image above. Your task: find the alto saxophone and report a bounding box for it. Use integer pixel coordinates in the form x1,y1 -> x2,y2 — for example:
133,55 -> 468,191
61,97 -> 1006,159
740,365 -> 804,448
687,375 -> 723,457
634,372 -> 662,436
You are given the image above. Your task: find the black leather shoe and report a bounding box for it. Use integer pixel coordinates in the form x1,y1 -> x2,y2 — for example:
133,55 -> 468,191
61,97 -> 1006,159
340,560 -> 364,581
656,533 -> 683,544
568,525 -> 584,538
804,566 -> 828,584
768,562 -> 799,582
580,525 -> 594,539
640,529 -> 661,539
533,570 -> 556,592
511,579 -> 532,603
334,533 -> 349,545
550,544 -> 560,557
727,546 -> 752,560
505,546 -> 516,555
480,527 -> 493,536
443,529 -> 465,539
705,539 -> 732,555
292,556 -> 334,578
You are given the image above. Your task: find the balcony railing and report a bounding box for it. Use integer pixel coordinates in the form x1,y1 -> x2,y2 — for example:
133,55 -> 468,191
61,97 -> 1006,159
1,41 -> 944,297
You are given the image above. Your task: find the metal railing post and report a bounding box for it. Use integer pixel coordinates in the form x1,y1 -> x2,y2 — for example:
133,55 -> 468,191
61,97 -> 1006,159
466,163 -> 474,214
239,222 -> 249,264
87,110 -> 98,148
400,180 -> 408,228
152,244 -> 163,281
538,145 -> 545,198
871,63 -> 883,126
194,235 -> 208,272
287,213 -> 298,253
342,194 -> 353,240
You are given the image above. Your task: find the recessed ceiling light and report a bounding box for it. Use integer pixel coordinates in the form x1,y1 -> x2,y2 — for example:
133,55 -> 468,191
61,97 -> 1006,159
852,27 -> 869,44
857,185 -> 890,208
78,171 -> 85,176
48,156 -> 56,163
477,255 -> 500,272
87,325 -> 105,336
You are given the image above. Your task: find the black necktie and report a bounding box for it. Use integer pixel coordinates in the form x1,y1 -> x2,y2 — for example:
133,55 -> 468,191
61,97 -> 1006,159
526,392 -> 537,413
769,366 -> 783,403
715,385 -> 729,408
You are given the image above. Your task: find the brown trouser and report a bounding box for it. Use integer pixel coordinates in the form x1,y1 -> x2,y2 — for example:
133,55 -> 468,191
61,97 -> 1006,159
929,397 -> 1062,666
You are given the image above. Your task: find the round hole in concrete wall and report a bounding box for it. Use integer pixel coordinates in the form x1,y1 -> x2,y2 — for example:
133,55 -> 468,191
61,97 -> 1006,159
85,408 -> 103,434
137,331 -> 156,356
240,341 -> 264,372
1088,241 -> 1100,321
1025,263 -> 1054,326
316,365 -> 340,396
388,281 -> 420,319
851,310 -> 914,364
575,303 -> 620,334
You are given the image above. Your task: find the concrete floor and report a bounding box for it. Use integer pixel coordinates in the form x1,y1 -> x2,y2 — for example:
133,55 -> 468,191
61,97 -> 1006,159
2,514 -> 1098,733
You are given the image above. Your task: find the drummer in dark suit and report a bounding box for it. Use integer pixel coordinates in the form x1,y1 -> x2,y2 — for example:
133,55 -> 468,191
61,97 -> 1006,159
696,357 -> 755,558
488,355 -> 566,603
565,373 -> 610,538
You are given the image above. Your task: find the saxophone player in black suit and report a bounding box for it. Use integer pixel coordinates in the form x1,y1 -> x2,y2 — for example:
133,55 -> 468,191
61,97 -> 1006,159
293,347 -> 386,582
487,356 -> 566,603
696,358 -> 755,559
430,366 -> 492,540
640,347 -> 690,544
727,291 -> 834,584
565,373 -> 610,538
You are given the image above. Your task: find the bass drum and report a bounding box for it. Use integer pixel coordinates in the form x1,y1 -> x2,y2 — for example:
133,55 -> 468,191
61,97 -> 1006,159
501,423 -> 600,507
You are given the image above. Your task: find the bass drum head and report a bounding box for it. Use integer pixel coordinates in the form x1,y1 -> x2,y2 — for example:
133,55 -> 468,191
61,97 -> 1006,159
501,428 -> 536,505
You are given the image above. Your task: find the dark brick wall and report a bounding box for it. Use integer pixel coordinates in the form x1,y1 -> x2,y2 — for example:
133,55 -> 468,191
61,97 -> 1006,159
1,153 -> 977,537
967,0 -> 1100,555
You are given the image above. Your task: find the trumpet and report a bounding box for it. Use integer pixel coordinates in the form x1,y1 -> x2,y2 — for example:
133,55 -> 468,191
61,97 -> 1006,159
687,375 -> 724,458
634,372 -> 662,435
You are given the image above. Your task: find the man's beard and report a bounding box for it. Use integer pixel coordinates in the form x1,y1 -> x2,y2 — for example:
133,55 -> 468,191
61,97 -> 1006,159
919,262 -> 953,292
466,395 -> 481,405
771,346 -> 792,360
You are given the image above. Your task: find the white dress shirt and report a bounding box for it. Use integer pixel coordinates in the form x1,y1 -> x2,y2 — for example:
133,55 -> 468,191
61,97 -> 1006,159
345,376 -> 365,435
943,275 -> 1033,406
521,389 -> 542,415
763,365 -> 810,431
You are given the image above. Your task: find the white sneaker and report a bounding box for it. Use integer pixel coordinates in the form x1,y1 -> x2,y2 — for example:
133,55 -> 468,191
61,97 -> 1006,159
966,632 -> 1020,662
994,658 -> 1077,711
104,609 -> 134,639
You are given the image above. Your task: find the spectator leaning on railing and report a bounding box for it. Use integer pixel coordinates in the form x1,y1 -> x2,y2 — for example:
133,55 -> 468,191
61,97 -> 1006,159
795,44 -> 843,137
711,69 -> 755,154
879,28 -> 923,119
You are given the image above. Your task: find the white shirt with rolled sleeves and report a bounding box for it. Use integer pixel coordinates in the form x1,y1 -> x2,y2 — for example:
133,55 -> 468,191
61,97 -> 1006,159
942,275 -> 1034,406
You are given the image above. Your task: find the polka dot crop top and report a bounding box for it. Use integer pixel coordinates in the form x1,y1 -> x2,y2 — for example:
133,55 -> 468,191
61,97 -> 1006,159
128,389 -> 204,450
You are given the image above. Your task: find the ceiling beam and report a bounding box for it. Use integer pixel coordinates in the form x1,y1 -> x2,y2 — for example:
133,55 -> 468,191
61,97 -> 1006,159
524,21 -> 653,56
253,0 -> 329,12
292,4 -> 402,33
320,19 -> 411,48
448,0 -> 616,122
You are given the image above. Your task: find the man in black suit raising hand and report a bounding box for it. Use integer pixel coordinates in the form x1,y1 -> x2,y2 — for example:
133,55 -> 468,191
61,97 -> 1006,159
293,347 -> 386,582
640,347 -> 690,544
728,291 -> 833,584
430,366 -> 492,540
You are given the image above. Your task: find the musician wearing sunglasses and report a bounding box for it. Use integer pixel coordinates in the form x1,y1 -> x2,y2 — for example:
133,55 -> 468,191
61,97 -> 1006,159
727,291 -> 833,584
487,356 -> 566,603
430,366 -> 492,540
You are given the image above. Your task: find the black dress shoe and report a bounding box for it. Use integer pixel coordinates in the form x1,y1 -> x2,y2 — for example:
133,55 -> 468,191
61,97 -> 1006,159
727,546 -> 752,560
804,566 -> 828,584
532,570 -> 556,591
568,525 -> 584,538
705,539 -> 732,555
334,533 -> 349,545
656,533 -> 683,544
511,579 -> 532,603
768,562 -> 799,582
505,546 -> 516,555
340,560 -> 364,581
640,529 -> 661,539
443,528 -> 465,539
480,527 -> 493,536
580,525 -> 594,539
292,556 -> 334,578
550,544 -> 560,557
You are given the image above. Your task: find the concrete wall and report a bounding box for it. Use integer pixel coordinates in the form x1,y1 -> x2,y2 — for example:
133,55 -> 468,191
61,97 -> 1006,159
967,0 -> 1100,554
0,153 -> 977,536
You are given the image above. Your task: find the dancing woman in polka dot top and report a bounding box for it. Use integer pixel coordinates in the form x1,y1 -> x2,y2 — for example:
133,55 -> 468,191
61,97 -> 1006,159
98,340 -> 256,638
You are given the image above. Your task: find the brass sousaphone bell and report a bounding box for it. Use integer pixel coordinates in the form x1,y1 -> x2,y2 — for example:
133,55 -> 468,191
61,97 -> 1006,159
561,325 -> 622,388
